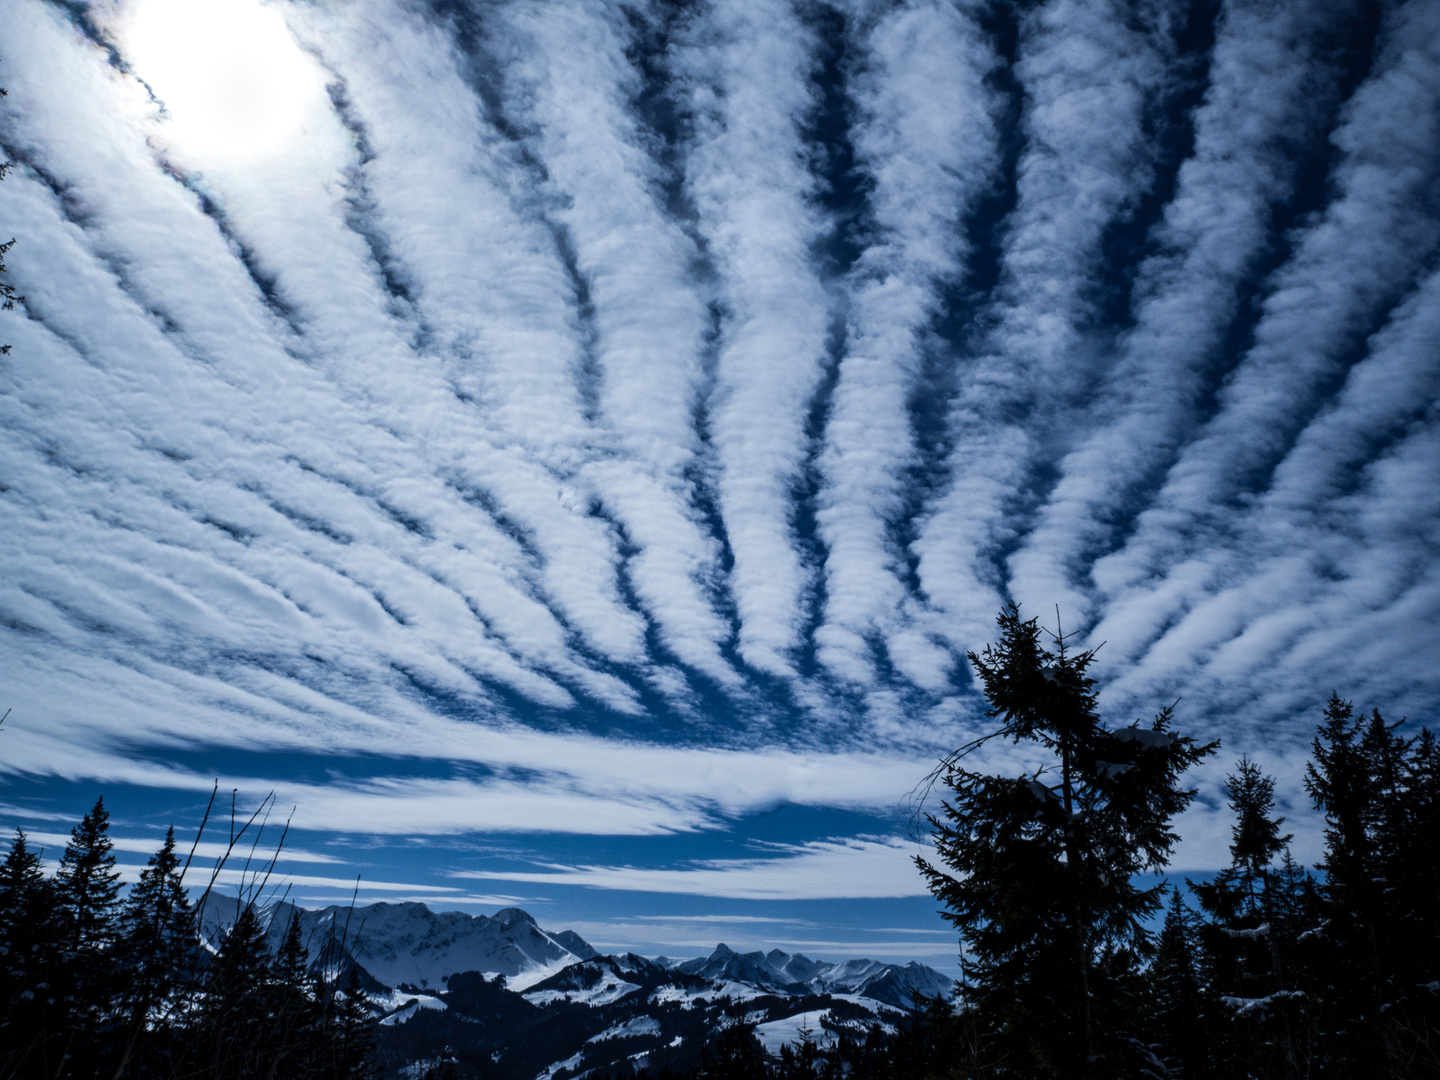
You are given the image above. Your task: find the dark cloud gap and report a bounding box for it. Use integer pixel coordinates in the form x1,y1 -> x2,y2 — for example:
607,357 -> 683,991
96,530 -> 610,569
1089,0 -> 1218,334
249,488 -> 355,547
620,2 -> 702,229
790,315 -> 846,686
168,171 -> 302,331
444,476 -> 547,590
135,744 -> 500,788
47,0 -> 126,72
897,0 -> 1025,599
683,310 -> 741,642
289,456 -> 435,541
357,581 -> 410,628
322,75 -> 421,319
798,1 -> 868,278
545,219 -> 605,426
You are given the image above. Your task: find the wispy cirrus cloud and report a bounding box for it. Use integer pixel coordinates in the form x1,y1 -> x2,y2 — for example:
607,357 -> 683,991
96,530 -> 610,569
1,0 -> 1437,907
814,0 -> 1000,697
915,0 -> 1169,650
455,836 -> 931,900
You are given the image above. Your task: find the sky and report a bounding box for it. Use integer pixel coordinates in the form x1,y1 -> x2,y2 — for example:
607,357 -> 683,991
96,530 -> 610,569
1,0 -> 1438,970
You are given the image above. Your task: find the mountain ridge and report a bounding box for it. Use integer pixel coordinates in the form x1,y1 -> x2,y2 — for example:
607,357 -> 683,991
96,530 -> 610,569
201,898 -> 954,1078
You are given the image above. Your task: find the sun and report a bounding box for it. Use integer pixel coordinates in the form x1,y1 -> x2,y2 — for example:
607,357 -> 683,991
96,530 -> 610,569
119,0 -> 329,163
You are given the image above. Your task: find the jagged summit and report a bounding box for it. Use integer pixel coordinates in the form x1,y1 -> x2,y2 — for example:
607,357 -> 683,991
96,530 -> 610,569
492,906 -> 537,928
200,899 -> 951,1009
200,898 -> 953,1078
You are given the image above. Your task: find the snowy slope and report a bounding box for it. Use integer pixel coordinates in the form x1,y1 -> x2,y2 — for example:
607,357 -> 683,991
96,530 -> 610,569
197,897 -> 595,992
677,944 -> 953,1009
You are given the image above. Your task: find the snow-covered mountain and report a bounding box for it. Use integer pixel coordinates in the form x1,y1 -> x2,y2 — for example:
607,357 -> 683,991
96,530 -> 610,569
294,903 -> 594,991
670,943 -> 954,1009
198,898 -> 954,1078
198,897 -> 595,990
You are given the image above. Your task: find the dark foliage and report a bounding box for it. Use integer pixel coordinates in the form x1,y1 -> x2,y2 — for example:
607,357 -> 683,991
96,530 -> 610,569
0,799 -> 381,1079
4,637 -> 1438,1080
917,605 -> 1217,1077
908,609 -> 1440,1080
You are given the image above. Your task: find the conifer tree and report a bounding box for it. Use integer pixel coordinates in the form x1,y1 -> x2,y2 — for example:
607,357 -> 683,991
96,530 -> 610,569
194,902 -> 276,1079
917,606 -> 1218,1078
54,797 -> 122,955
692,1016 -> 765,1080
112,828 -> 195,1077
1305,696 -> 1440,1077
52,796 -> 122,1069
323,965 -> 378,1080
0,830 -> 62,1077
271,909 -> 319,1077
1193,758 -> 1311,1080
1146,889 -> 1210,1079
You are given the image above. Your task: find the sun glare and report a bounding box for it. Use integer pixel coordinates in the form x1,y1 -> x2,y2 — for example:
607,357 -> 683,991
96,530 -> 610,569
121,0 -> 329,163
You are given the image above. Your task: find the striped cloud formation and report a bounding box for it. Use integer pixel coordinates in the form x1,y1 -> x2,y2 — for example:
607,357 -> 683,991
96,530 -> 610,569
1,0 -> 1438,852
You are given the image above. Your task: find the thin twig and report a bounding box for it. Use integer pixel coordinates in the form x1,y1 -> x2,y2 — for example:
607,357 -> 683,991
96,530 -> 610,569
178,780 -> 219,887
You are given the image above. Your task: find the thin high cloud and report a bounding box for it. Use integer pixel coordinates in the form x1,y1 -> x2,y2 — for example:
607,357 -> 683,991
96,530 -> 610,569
815,0 -> 1000,694
1,0 -> 1438,877
454,837 -> 931,900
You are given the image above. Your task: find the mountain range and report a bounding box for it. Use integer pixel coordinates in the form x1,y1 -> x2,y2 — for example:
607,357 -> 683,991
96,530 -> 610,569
201,899 -> 953,1078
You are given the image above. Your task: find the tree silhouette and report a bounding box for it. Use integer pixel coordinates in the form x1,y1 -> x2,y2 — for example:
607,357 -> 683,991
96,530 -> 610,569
917,605 -> 1218,1078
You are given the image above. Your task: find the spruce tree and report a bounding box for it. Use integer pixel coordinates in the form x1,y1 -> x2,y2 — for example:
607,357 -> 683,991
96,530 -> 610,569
271,909 -> 319,1077
1193,758 -> 1311,1080
52,796 -> 123,1070
0,830 -> 63,1077
54,797 -> 122,955
193,903 -> 276,1079
112,828 -> 195,1077
324,965 -> 378,1080
1146,889 -> 1210,1079
1305,697 -> 1440,1077
917,606 -> 1218,1078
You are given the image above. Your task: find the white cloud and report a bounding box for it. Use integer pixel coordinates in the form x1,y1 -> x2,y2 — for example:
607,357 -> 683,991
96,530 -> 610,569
814,0 -> 1000,690
0,0 -> 1434,892
915,0 -> 1166,648
673,0 -> 832,678
1008,0 -> 1358,626
455,836 -> 931,900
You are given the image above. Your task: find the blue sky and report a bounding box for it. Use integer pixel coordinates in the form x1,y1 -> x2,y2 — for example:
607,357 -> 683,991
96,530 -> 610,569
2,0 -> 1438,970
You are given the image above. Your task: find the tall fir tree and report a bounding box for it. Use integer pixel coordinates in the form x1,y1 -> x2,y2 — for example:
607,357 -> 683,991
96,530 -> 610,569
323,965 -> 378,1080
1305,696 -> 1440,1078
112,828 -> 195,1077
1192,758 -> 1312,1080
54,797 -> 122,955
52,796 -> 123,1073
193,902 -> 276,1080
1146,889 -> 1211,1079
271,909 -> 319,1077
917,606 -> 1218,1078
0,830 -> 64,1078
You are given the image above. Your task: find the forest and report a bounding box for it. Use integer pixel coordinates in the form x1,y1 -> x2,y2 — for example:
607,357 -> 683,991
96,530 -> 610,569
1,607 -> 1437,1079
